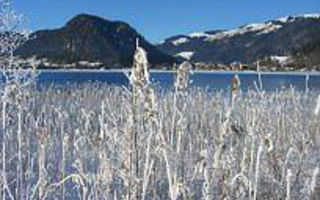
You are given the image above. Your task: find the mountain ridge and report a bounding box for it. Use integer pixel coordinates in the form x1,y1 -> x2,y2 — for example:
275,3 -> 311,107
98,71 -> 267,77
156,13 -> 320,67
14,13 -> 320,70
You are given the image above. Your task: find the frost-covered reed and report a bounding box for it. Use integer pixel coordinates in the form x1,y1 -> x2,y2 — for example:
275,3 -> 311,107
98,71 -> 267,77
0,82 -> 318,200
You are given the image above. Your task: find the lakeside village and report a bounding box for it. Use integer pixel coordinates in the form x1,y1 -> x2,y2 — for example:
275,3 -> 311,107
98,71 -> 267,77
2,55 -> 319,72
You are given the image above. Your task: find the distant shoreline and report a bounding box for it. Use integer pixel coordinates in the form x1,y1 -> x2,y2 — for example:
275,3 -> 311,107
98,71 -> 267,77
34,69 -> 320,75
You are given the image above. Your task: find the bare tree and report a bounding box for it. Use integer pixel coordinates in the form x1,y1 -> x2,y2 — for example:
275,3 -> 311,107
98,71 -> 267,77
0,0 -> 37,199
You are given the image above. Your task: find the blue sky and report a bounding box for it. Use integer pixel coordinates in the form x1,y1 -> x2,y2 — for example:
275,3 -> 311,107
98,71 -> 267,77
14,0 -> 319,43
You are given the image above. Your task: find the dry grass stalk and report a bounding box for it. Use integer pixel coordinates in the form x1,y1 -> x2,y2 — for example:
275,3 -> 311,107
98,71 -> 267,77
127,39 -> 158,200
315,95 -> 320,116
285,169 -> 293,200
253,140 -> 264,200
36,127 -> 49,200
310,167 -> 319,199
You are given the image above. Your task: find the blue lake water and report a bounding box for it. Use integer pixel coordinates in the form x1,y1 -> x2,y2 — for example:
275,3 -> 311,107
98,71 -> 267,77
36,70 -> 320,91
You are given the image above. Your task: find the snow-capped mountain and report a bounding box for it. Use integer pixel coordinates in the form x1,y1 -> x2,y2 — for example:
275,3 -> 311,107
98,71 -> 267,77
157,14 -> 320,64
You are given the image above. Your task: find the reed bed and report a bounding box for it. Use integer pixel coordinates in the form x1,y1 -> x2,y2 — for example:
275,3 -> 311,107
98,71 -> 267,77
0,81 -> 319,200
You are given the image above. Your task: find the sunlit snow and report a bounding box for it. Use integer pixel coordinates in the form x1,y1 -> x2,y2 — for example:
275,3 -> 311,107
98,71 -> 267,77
167,13 -> 320,46
171,37 -> 189,45
175,51 -> 194,60
270,56 -> 290,65
188,32 -> 210,38
206,22 -> 282,41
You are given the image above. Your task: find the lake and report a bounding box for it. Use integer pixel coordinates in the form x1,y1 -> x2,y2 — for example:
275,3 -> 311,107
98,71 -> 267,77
36,70 -> 320,91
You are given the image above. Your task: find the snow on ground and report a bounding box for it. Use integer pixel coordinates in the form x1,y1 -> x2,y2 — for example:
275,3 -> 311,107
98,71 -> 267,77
175,51 -> 195,60
270,56 -> 291,65
167,13 -> 320,46
171,22 -> 284,44
277,13 -> 320,23
257,24 -> 282,35
302,13 -> 320,19
205,22 -> 282,41
170,32 -> 210,46
188,32 -> 210,38
277,16 -> 295,23
171,37 -> 189,46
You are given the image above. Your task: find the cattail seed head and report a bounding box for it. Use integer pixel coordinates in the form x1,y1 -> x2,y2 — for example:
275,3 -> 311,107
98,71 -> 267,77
130,41 -> 150,88
175,61 -> 192,92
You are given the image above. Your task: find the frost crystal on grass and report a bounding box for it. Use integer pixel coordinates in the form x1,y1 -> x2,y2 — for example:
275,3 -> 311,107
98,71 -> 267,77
310,167 -> 319,194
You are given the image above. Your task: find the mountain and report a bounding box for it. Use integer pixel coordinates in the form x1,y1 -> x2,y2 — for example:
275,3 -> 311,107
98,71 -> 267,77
156,14 -> 320,65
292,37 -> 320,68
15,14 -> 175,68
